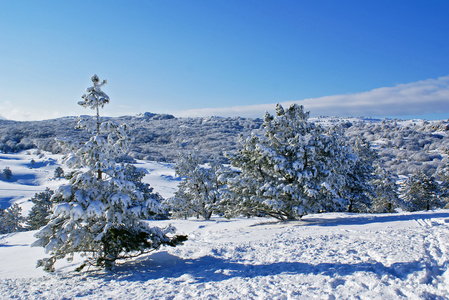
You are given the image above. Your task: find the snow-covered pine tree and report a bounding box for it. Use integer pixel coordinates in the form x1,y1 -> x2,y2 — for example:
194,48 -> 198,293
32,75 -> 186,272
225,104 -> 353,221
26,188 -> 54,230
342,136 -> 376,213
54,166 -> 64,179
438,163 -> 449,207
370,165 -> 401,213
123,164 -> 167,219
2,167 -> 12,180
0,203 -> 24,234
400,171 -> 444,211
166,153 -> 231,220
0,209 -> 3,232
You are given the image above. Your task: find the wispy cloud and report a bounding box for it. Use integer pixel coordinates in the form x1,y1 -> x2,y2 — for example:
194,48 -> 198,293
4,76 -> 449,121
0,101 -> 79,121
175,76 -> 449,119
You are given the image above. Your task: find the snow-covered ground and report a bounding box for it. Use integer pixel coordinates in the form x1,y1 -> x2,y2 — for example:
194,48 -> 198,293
0,151 -> 65,212
1,152 -> 449,299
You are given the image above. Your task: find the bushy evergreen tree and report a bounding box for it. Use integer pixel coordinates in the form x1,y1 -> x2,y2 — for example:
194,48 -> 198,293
2,167 -> 12,180
400,171 -> 444,211
32,75 -> 186,272
342,137 -> 376,213
370,166 -> 401,213
0,203 -> 24,234
166,153 -> 231,220
54,166 -> 64,179
26,188 -> 54,230
438,163 -> 449,206
225,104 -> 354,221
123,164 -> 167,219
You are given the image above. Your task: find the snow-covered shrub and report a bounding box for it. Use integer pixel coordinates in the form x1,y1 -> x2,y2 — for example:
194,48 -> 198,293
26,188 -> 54,230
0,204 -> 24,234
438,163 -> 449,206
165,153 -> 231,220
2,167 -> 12,180
122,164 -> 167,219
225,104 -> 354,221
370,166 -> 401,213
400,172 -> 444,211
341,136 -> 377,213
32,75 -> 186,272
53,166 -> 64,179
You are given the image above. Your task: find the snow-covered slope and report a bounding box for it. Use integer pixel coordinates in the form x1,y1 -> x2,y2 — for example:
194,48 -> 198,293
0,152 -> 448,299
2,115 -> 448,175
0,151 -> 65,212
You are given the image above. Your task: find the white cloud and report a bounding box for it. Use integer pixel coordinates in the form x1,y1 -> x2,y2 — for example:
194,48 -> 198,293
0,101 -> 76,121
175,75 -> 449,119
4,75 -> 449,121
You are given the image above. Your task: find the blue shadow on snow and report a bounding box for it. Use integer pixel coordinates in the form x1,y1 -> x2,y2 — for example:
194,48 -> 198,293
86,252 -> 423,283
300,212 -> 449,227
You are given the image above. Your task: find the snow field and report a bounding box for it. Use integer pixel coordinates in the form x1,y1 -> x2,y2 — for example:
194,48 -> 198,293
1,212 -> 449,299
0,151 -> 66,212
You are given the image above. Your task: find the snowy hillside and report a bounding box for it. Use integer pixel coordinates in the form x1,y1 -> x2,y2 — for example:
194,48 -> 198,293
0,152 -> 449,299
0,151 -> 177,212
1,114 -> 448,178
0,151 -> 65,211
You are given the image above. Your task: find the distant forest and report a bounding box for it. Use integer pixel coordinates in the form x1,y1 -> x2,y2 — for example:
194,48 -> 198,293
0,112 -> 448,178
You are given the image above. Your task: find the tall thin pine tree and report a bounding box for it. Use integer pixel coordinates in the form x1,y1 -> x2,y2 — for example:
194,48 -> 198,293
32,75 -> 186,272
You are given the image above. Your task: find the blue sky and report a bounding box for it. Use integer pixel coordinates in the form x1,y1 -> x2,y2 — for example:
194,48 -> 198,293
1,1 -> 449,121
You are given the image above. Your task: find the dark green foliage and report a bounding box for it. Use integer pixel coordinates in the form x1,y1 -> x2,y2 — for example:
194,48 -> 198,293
54,167 -> 64,179
401,172 -> 444,211
2,167 -> 12,180
343,137 -> 377,213
73,227 -> 188,271
371,166 -> 401,213
439,165 -> 449,206
0,203 -> 24,234
26,188 -> 54,230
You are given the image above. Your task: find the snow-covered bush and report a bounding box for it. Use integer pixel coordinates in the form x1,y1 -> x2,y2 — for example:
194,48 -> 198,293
400,172 -> 445,211
32,75 -> 186,272
225,104 -> 354,221
341,137 -> 376,213
2,167 -> 12,180
26,188 -> 54,230
437,163 -> 449,206
370,166 -> 401,213
123,164 -> 167,219
165,153 -> 231,220
54,166 -> 64,179
0,203 -> 24,234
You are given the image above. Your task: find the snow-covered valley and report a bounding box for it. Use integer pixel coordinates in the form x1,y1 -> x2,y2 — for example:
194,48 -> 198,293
0,151 -> 448,299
